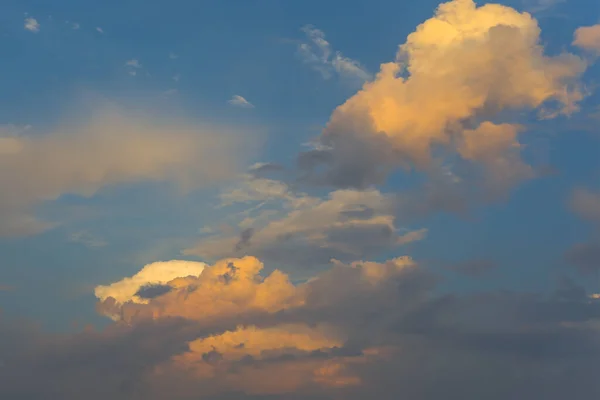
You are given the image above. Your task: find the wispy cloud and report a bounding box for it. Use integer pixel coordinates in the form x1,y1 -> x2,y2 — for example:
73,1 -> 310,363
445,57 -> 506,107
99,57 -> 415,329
169,53 -> 178,59
125,59 -> 142,68
228,95 -> 254,108
125,59 -> 142,76
524,0 -> 566,13
68,230 -> 107,248
297,25 -> 371,84
24,17 -> 40,33
95,27 -> 104,34
71,22 -> 80,30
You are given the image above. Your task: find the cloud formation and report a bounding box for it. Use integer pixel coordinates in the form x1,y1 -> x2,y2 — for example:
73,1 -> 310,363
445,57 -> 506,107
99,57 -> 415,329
3,254 -> 600,399
0,109 -> 252,237
24,17 -> 40,32
185,175 -> 425,266
573,24 -> 600,55
228,95 -> 255,108
298,25 -> 372,84
300,0 -> 587,196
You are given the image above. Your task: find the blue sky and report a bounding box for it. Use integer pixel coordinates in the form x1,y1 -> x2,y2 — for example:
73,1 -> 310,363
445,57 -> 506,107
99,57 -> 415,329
2,0 -> 600,397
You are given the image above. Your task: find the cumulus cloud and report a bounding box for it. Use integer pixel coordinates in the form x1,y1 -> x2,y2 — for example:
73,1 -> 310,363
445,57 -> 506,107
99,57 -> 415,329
185,176 -> 425,266
228,95 -> 255,108
95,260 -> 206,319
3,254 -> 600,399
573,24 -> 600,55
0,109 -> 253,236
24,17 -> 40,32
298,25 -> 372,84
300,0 -> 587,196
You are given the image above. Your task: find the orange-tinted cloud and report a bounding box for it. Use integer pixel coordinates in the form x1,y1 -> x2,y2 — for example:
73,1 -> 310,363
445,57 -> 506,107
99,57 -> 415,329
300,0 -> 587,193
573,24 -> 600,55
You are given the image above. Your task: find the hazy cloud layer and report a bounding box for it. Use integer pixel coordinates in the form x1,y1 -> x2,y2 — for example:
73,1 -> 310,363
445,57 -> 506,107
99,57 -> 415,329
0,109 -> 252,237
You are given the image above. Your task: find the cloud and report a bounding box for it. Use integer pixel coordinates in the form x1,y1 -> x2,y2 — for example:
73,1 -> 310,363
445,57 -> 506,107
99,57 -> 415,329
68,230 -> 107,248
300,0 -> 587,196
24,17 -> 40,33
573,24 -> 600,55
524,0 -> 566,13
567,187 -> 600,277
125,59 -> 142,68
72,22 -> 80,30
96,27 -> 104,34
4,255 -> 600,399
0,108 -> 253,237
185,176 -> 425,266
95,259 -> 206,319
571,187 -> 600,223
228,95 -> 255,108
298,25 -> 372,84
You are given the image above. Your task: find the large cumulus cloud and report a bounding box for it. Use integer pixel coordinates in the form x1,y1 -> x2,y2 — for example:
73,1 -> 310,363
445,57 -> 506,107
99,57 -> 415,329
300,0 -> 587,198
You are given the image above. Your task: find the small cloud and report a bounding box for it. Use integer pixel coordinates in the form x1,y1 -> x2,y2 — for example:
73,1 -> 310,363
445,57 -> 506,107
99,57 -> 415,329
72,22 -> 80,30
163,89 -> 178,96
297,25 -> 371,84
125,59 -> 142,69
24,17 -> 40,33
228,95 -> 254,109
169,53 -> 178,59
573,24 -> 600,55
524,0 -> 565,13
68,230 -> 107,248
172,74 -> 181,82
96,27 -> 104,34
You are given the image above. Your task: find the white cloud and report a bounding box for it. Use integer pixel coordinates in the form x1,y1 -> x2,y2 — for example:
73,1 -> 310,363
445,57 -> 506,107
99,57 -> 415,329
125,59 -> 142,68
72,22 -> 80,30
228,95 -> 255,108
95,259 -> 206,319
24,17 -> 40,33
298,25 -> 371,83
95,27 -> 104,34
524,0 -> 566,13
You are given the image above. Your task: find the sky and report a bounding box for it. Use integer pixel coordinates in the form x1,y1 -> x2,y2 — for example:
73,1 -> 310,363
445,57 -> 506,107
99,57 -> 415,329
1,0 -> 600,398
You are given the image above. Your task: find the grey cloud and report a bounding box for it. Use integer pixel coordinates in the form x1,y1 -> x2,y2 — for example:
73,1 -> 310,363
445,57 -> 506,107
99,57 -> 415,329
134,283 -> 173,300
565,242 -> 600,275
3,270 -> 600,399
